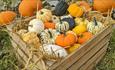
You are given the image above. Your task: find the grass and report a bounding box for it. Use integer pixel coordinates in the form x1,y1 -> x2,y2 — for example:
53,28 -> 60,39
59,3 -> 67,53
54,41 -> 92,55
0,28 -> 21,70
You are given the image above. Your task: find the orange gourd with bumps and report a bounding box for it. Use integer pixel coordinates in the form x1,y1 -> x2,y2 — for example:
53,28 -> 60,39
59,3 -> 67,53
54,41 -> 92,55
19,0 -> 42,16
56,31 -> 76,48
78,32 -> 93,44
0,11 -> 16,26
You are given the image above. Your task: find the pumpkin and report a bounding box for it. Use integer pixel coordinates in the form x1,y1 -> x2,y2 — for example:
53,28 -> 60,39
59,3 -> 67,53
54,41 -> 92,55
56,31 -> 76,48
28,19 -> 44,34
39,29 -> 60,44
40,44 -> 68,60
19,0 -> 42,16
72,23 -> 87,35
76,1 -> 91,12
87,17 -> 104,34
36,9 -> 52,22
54,0 -> 69,16
112,9 -> 115,20
66,44 -> 81,53
93,0 -> 113,13
55,19 -> 69,33
78,32 -> 93,44
52,15 -> 60,24
44,21 -> 55,29
61,15 -> 75,29
75,17 -> 89,26
68,3 -> 84,17
0,11 -> 16,26
22,32 -> 41,49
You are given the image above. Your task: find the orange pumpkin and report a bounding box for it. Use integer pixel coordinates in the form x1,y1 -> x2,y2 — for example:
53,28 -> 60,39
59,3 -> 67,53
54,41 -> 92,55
93,0 -> 113,13
68,3 -> 84,17
19,0 -> 42,16
56,31 -> 76,48
78,32 -> 93,44
0,11 -> 16,26
44,21 -> 55,29
76,1 -> 91,12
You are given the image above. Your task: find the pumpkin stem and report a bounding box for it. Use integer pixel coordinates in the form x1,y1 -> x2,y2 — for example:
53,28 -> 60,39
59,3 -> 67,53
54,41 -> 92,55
82,13 -> 86,21
40,11 -> 44,15
94,17 -> 98,26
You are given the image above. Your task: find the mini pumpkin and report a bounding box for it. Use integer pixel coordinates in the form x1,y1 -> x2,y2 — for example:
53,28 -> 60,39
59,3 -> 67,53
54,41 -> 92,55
78,32 -> 93,44
0,11 -> 16,26
36,9 -> 52,22
44,21 -> 55,29
55,19 -> 69,33
61,15 -> 75,29
39,29 -> 60,44
19,0 -> 42,16
28,19 -> 44,34
40,44 -> 68,60
56,31 -> 76,48
22,32 -> 41,49
68,3 -> 84,17
72,23 -> 87,35
54,0 -> 69,16
87,17 -> 104,34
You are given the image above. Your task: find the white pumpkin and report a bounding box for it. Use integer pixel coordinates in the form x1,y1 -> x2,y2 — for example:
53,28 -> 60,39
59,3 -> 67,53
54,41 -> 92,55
55,20 -> 69,33
52,15 -> 60,23
28,19 -> 44,34
87,17 -> 104,34
39,29 -> 60,44
36,9 -> 52,22
40,44 -> 68,60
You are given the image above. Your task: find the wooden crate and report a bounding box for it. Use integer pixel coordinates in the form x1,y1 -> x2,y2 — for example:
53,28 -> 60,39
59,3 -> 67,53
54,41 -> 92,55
7,19 -> 113,70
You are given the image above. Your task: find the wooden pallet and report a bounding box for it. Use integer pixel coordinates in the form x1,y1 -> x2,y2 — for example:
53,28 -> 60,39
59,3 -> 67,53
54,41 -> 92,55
7,19 -> 113,70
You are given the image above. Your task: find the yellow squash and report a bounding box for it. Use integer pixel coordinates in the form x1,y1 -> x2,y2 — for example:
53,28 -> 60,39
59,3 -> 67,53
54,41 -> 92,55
72,23 -> 87,34
67,44 -> 81,53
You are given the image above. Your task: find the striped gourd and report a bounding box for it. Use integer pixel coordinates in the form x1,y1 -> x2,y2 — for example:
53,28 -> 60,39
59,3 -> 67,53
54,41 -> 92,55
39,29 -> 59,44
87,17 -> 104,34
55,20 -> 69,33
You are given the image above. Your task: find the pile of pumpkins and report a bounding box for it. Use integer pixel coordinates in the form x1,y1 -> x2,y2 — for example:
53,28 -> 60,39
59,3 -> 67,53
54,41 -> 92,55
0,0 -> 114,61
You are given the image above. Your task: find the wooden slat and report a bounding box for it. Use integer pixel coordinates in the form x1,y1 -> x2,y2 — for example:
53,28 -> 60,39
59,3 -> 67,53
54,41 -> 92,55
68,34 -> 110,70
86,51 -> 106,70
79,43 -> 108,70
49,26 -> 112,70
11,40 -> 26,64
9,32 -> 30,57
